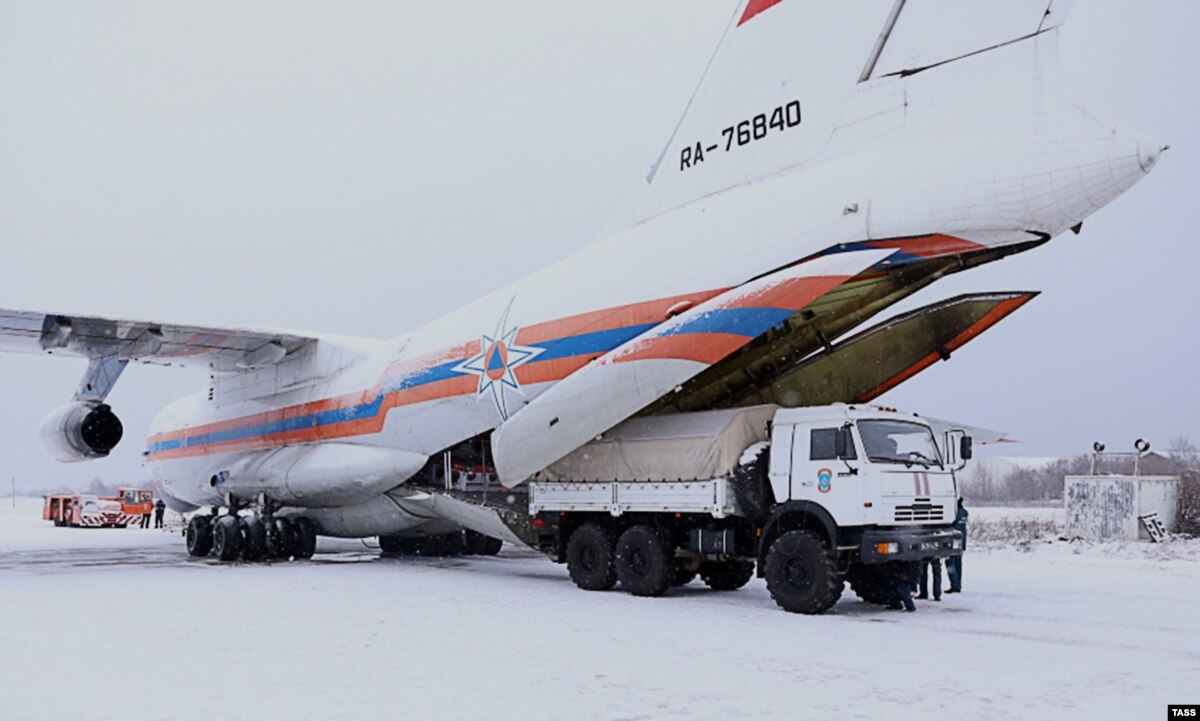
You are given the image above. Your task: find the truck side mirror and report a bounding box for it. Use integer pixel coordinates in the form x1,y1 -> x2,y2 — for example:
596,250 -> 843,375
835,426 -> 851,459
960,436 -> 973,461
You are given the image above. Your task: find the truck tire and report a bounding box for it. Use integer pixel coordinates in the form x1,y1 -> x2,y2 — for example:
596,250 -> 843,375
185,515 -> 213,557
729,446 -> 772,521
615,525 -> 673,597
846,564 -> 891,605
292,517 -> 317,559
764,530 -> 843,614
238,517 -> 266,561
699,560 -> 755,591
566,523 -> 618,591
211,516 -> 241,562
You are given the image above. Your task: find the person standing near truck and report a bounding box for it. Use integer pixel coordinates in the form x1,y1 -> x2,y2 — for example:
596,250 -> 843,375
917,556 -> 943,601
154,499 -> 166,528
946,498 -> 968,593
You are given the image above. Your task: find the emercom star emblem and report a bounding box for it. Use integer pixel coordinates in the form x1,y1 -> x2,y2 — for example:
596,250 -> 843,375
452,301 -> 544,421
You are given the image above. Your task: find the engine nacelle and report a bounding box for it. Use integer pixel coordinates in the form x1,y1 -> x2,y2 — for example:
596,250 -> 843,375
38,402 -> 124,463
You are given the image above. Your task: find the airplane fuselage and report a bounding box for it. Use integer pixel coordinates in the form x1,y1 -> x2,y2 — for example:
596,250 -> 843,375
145,55 -> 1154,521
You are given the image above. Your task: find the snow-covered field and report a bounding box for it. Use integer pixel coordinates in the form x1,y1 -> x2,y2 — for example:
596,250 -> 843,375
2,498 -> 1197,721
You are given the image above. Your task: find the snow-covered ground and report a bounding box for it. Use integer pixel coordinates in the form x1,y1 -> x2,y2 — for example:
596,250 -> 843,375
2,498 -> 1197,721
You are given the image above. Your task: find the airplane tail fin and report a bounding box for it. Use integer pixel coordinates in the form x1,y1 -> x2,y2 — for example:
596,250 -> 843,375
632,0 -> 1074,224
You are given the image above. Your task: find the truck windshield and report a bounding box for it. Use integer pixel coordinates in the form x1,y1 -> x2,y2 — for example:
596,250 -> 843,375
857,420 -> 943,468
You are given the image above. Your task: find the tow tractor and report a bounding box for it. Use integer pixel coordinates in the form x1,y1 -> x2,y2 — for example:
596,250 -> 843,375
43,486 -> 155,528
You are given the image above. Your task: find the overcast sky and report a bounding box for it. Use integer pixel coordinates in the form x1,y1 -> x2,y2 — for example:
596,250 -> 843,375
1,1 -> 1197,493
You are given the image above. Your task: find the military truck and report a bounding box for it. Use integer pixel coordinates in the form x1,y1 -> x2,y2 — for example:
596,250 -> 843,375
524,403 -> 968,614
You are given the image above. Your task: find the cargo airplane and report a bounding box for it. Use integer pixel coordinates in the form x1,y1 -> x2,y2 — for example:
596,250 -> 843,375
0,0 -> 1164,560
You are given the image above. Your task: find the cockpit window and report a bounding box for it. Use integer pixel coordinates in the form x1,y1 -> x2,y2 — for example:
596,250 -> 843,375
857,420 -> 942,468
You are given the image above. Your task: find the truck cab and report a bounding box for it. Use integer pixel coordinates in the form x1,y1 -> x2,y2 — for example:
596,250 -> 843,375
766,405 -> 964,563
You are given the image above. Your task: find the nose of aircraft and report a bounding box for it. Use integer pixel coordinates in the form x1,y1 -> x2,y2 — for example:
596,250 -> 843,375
1138,141 -> 1169,173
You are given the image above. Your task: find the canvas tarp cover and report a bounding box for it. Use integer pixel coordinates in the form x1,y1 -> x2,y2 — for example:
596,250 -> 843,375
537,405 -> 778,482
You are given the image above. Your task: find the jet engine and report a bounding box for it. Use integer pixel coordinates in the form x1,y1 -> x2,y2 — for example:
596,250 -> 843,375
38,402 -> 124,462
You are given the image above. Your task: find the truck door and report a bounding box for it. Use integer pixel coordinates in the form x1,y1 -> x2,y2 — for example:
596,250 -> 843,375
790,425 -> 865,525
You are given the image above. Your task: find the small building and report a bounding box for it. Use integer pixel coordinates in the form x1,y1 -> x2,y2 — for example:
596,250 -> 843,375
1064,475 -> 1178,540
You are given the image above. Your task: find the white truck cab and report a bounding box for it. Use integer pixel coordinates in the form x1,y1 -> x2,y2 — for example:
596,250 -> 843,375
771,405 -> 959,528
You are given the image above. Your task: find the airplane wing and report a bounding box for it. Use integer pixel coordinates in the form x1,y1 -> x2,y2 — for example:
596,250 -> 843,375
0,308 -> 319,373
491,248 -> 895,484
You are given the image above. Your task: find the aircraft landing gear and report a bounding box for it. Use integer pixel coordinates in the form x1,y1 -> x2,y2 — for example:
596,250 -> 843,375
182,497 -> 319,563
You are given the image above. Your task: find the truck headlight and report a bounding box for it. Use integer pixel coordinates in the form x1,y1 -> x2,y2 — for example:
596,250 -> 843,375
875,542 -> 899,555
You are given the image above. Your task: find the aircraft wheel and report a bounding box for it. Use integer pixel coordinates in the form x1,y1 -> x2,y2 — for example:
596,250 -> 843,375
185,515 -> 213,557
379,535 -> 417,555
477,535 -> 502,556
269,517 -> 295,559
764,530 -> 843,614
211,516 -> 242,562
565,523 -> 617,591
699,559 -> 755,591
615,525 -> 673,597
439,531 -> 465,556
464,530 -> 503,556
238,517 -> 266,561
292,517 -> 317,559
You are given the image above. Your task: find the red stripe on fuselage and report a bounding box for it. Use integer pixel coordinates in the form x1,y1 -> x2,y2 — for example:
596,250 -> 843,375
514,290 -> 724,346
866,234 -> 985,258
738,0 -> 783,26
715,274 -> 848,313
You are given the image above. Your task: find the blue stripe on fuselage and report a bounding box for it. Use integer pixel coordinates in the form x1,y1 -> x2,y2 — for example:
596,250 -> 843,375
146,307 -> 798,455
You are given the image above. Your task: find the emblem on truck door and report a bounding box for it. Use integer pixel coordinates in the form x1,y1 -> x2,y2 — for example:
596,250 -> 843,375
817,468 -> 833,493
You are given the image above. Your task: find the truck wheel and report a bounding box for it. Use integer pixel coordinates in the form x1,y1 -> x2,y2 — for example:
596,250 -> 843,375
699,560 -> 755,591
566,523 -> 617,591
211,516 -> 241,562
185,515 -> 213,557
764,530 -> 843,614
292,518 -> 317,559
729,447 -> 772,521
846,564 -> 891,605
615,525 -> 673,597
238,517 -> 266,561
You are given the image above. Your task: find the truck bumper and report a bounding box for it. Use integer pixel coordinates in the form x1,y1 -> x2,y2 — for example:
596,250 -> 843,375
859,528 -> 963,564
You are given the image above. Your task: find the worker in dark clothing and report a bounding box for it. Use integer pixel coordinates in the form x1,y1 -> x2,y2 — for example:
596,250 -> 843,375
946,498 -> 968,593
883,562 -> 917,612
153,499 -> 166,529
917,556 -> 943,601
